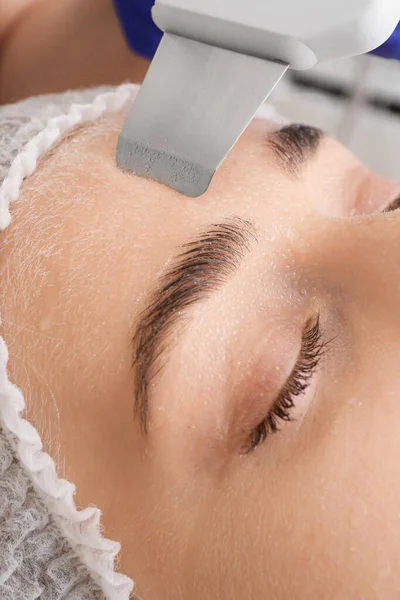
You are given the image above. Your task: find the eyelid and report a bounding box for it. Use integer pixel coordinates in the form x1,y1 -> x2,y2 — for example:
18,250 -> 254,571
232,322 -> 302,440
239,315 -> 327,454
355,177 -> 400,216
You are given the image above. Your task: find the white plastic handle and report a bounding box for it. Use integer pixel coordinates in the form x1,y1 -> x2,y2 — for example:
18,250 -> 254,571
153,0 -> 400,69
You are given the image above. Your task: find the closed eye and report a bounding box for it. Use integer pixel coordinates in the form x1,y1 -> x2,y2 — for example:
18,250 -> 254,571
240,315 -> 329,455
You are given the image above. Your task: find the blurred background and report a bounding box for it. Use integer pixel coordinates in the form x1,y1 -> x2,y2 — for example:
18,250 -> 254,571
270,55 -> 400,180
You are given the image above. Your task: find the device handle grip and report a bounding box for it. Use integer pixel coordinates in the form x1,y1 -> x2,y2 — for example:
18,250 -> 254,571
113,0 -> 162,59
113,1 -> 399,64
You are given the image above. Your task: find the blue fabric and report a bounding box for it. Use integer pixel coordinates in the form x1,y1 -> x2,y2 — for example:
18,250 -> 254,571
113,0 -> 163,59
371,22 -> 400,60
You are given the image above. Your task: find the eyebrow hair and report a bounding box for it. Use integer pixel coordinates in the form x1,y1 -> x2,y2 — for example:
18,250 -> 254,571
131,217 -> 258,434
131,124 -> 323,435
267,124 -> 323,175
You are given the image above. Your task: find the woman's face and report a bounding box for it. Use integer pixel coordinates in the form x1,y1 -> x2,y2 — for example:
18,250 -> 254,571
2,112 -> 400,600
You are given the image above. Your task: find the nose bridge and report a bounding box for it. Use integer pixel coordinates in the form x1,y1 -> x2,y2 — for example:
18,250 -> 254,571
309,215 -> 400,310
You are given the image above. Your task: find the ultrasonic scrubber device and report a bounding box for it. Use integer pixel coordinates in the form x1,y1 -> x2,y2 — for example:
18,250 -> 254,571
116,0 -> 400,197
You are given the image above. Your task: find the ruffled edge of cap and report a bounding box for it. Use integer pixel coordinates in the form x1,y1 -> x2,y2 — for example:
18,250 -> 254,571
0,83 -> 137,600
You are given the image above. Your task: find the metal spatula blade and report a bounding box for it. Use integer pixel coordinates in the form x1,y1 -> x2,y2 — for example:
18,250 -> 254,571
117,33 -> 288,197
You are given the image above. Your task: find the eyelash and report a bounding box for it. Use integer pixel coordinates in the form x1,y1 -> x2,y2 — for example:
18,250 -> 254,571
239,195 -> 398,456
241,316 -> 328,455
384,195 -> 400,213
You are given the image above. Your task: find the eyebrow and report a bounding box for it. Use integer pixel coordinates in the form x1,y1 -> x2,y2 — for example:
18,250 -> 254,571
131,124 -> 323,434
267,123 -> 323,175
131,216 -> 258,434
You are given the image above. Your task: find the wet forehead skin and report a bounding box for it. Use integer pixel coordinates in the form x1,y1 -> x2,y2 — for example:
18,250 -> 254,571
1,113 -> 400,599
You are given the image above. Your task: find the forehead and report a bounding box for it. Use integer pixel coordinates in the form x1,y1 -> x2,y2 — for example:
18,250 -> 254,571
216,118 -> 361,225
10,113 -> 360,277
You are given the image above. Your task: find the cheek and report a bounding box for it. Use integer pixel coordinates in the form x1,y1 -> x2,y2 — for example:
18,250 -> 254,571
181,371 -> 400,599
